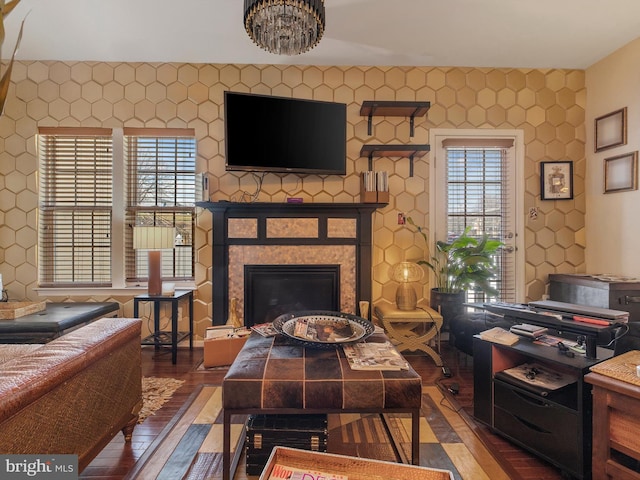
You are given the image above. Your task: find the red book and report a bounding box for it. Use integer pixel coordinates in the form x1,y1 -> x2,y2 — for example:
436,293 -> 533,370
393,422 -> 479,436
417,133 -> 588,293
573,315 -> 610,326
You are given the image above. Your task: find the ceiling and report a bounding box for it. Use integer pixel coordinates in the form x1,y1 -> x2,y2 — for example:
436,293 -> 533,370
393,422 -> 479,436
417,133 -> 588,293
5,0 -> 640,69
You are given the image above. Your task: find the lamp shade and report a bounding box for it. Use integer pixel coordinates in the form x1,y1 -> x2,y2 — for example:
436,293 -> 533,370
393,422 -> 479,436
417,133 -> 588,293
133,226 -> 176,296
133,226 -> 176,250
390,261 -> 423,283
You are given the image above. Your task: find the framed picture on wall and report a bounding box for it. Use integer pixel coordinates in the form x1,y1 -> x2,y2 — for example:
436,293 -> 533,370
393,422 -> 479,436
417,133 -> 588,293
595,107 -> 627,152
540,161 -> 573,200
604,151 -> 638,193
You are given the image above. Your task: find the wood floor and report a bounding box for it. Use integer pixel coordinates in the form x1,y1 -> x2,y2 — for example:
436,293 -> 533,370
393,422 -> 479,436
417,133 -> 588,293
79,343 -> 563,480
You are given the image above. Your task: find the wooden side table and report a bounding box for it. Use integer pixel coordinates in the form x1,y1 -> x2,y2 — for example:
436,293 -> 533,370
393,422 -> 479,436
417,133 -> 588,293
374,302 -> 443,366
133,290 -> 194,364
585,351 -> 640,479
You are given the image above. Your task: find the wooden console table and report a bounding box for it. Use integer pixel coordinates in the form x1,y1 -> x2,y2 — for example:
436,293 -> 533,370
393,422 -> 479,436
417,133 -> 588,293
222,332 -> 423,480
586,351 -> 640,479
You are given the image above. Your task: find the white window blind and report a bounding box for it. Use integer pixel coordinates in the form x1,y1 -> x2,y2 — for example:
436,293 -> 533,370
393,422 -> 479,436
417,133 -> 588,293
124,128 -> 196,283
38,127 -> 113,287
444,138 -> 515,302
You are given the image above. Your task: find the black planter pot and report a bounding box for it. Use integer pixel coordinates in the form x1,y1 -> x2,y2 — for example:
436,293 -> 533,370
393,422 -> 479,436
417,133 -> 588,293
430,288 -> 465,331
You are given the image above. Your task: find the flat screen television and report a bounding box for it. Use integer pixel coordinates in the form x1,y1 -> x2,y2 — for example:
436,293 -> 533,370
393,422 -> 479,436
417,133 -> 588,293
224,91 -> 347,175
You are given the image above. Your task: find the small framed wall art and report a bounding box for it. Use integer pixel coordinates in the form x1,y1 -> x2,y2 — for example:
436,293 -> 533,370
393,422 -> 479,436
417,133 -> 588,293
595,107 -> 627,152
540,161 -> 573,200
604,151 -> 638,194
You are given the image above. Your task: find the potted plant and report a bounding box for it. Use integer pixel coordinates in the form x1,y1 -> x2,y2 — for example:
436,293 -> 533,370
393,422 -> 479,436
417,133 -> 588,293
406,218 -> 503,325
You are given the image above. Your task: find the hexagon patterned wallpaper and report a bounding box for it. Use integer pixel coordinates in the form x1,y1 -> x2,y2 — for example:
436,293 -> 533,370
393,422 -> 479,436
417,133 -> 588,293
0,62 -> 586,339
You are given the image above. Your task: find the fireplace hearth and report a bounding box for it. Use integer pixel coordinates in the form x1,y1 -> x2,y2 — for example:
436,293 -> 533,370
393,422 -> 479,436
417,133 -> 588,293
244,264 -> 340,327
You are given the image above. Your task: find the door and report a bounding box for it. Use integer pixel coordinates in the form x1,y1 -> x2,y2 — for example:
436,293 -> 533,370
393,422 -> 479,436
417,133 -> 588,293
429,129 -> 524,302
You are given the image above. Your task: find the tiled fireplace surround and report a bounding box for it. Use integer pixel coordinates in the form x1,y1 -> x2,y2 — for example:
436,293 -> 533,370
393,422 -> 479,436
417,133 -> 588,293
197,202 -> 381,325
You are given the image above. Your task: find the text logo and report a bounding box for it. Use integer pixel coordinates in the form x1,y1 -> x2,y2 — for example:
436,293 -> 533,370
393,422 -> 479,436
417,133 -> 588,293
0,455 -> 78,479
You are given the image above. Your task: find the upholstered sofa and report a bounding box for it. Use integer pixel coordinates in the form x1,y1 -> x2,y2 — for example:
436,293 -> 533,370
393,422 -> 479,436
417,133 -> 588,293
0,317 -> 142,472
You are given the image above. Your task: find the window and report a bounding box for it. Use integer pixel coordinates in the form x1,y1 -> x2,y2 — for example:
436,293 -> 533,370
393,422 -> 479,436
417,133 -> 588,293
38,127 -> 113,287
124,128 -> 196,284
37,127 -> 197,289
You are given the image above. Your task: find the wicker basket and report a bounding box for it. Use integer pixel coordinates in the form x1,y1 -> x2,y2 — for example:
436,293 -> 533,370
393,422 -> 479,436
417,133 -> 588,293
0,302 -> 46,320
259,447 -> 454,480
589,350 -> 640,387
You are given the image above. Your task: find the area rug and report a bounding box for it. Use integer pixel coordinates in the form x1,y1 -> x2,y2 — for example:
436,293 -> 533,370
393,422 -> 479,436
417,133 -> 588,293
126,385 -> 510,480
138,376 -> 185,424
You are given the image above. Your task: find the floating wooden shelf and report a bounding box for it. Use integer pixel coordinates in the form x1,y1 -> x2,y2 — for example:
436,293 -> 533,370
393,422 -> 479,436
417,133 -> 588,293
359,144 -> 430,177
360,100 -> 431,137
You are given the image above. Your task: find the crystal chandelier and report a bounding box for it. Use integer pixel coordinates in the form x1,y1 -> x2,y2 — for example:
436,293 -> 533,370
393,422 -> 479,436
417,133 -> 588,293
244,0 -> 326,56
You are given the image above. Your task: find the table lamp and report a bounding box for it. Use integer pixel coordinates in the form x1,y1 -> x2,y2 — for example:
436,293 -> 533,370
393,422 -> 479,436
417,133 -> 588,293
391,261 -> 423,310
133,226 -> 176,296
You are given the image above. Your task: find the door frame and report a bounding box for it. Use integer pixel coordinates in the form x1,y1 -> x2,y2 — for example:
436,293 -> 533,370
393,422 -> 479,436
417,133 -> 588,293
428,128 -> 525,302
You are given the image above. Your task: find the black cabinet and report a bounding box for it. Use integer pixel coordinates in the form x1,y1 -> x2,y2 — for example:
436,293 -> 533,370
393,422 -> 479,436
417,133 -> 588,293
473,336 -> 612,479
549,273 -> 640,322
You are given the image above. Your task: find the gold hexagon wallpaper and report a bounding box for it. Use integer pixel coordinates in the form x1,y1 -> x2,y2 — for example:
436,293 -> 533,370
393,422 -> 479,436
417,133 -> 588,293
0,62 -> 586,339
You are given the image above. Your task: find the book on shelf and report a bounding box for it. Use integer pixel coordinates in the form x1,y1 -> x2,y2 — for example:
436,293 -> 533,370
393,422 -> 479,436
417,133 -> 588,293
376,170 -> 388,193
509,323 -> 548,338
478,326 -> 520,346
268,463 -> 347,480
360,171 -> 389,203
342,341 -> 409,371
250,322 -> 279,337
361,171 -> 376,192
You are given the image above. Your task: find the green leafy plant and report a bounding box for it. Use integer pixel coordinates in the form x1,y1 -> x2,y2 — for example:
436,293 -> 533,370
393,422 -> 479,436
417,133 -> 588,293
406,217 -> 503,296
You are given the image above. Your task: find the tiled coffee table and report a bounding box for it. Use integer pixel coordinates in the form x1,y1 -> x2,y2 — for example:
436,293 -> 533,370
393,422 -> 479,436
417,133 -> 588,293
222,332 -> 423,480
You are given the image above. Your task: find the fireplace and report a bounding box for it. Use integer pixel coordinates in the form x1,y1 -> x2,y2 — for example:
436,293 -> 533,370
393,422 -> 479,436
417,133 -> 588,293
196,201 -> 382,326
244,264 -> 340,326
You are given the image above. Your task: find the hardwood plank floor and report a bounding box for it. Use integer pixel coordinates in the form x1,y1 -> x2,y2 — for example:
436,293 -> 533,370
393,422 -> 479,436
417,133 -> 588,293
79,343 -> 563,479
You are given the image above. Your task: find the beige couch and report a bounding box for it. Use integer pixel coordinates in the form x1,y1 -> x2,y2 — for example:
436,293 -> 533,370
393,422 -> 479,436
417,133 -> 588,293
0,317 -> 142,472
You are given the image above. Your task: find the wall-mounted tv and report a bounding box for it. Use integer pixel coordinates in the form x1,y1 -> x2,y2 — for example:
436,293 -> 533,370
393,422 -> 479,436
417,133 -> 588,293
224,91 -> 347,175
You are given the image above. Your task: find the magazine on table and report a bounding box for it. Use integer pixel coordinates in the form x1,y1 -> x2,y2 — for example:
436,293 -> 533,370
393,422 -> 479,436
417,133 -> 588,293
251,322 -> 279,337
479,326 -> 520,346
534,334 -> 578,348
268,463 -> 347,480
293,317 -> 355,342
342,341 -> 409,371
495,361 -> 577,396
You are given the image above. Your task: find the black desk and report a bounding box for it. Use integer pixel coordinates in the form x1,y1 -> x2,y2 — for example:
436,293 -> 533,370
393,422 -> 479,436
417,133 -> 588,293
0,302 -> 120,343
473,335 -> 612,479
133,290 -> 194,364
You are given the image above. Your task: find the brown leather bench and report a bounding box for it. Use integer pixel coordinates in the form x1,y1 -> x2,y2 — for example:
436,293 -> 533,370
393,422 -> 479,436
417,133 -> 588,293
222,333 -> 423,480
